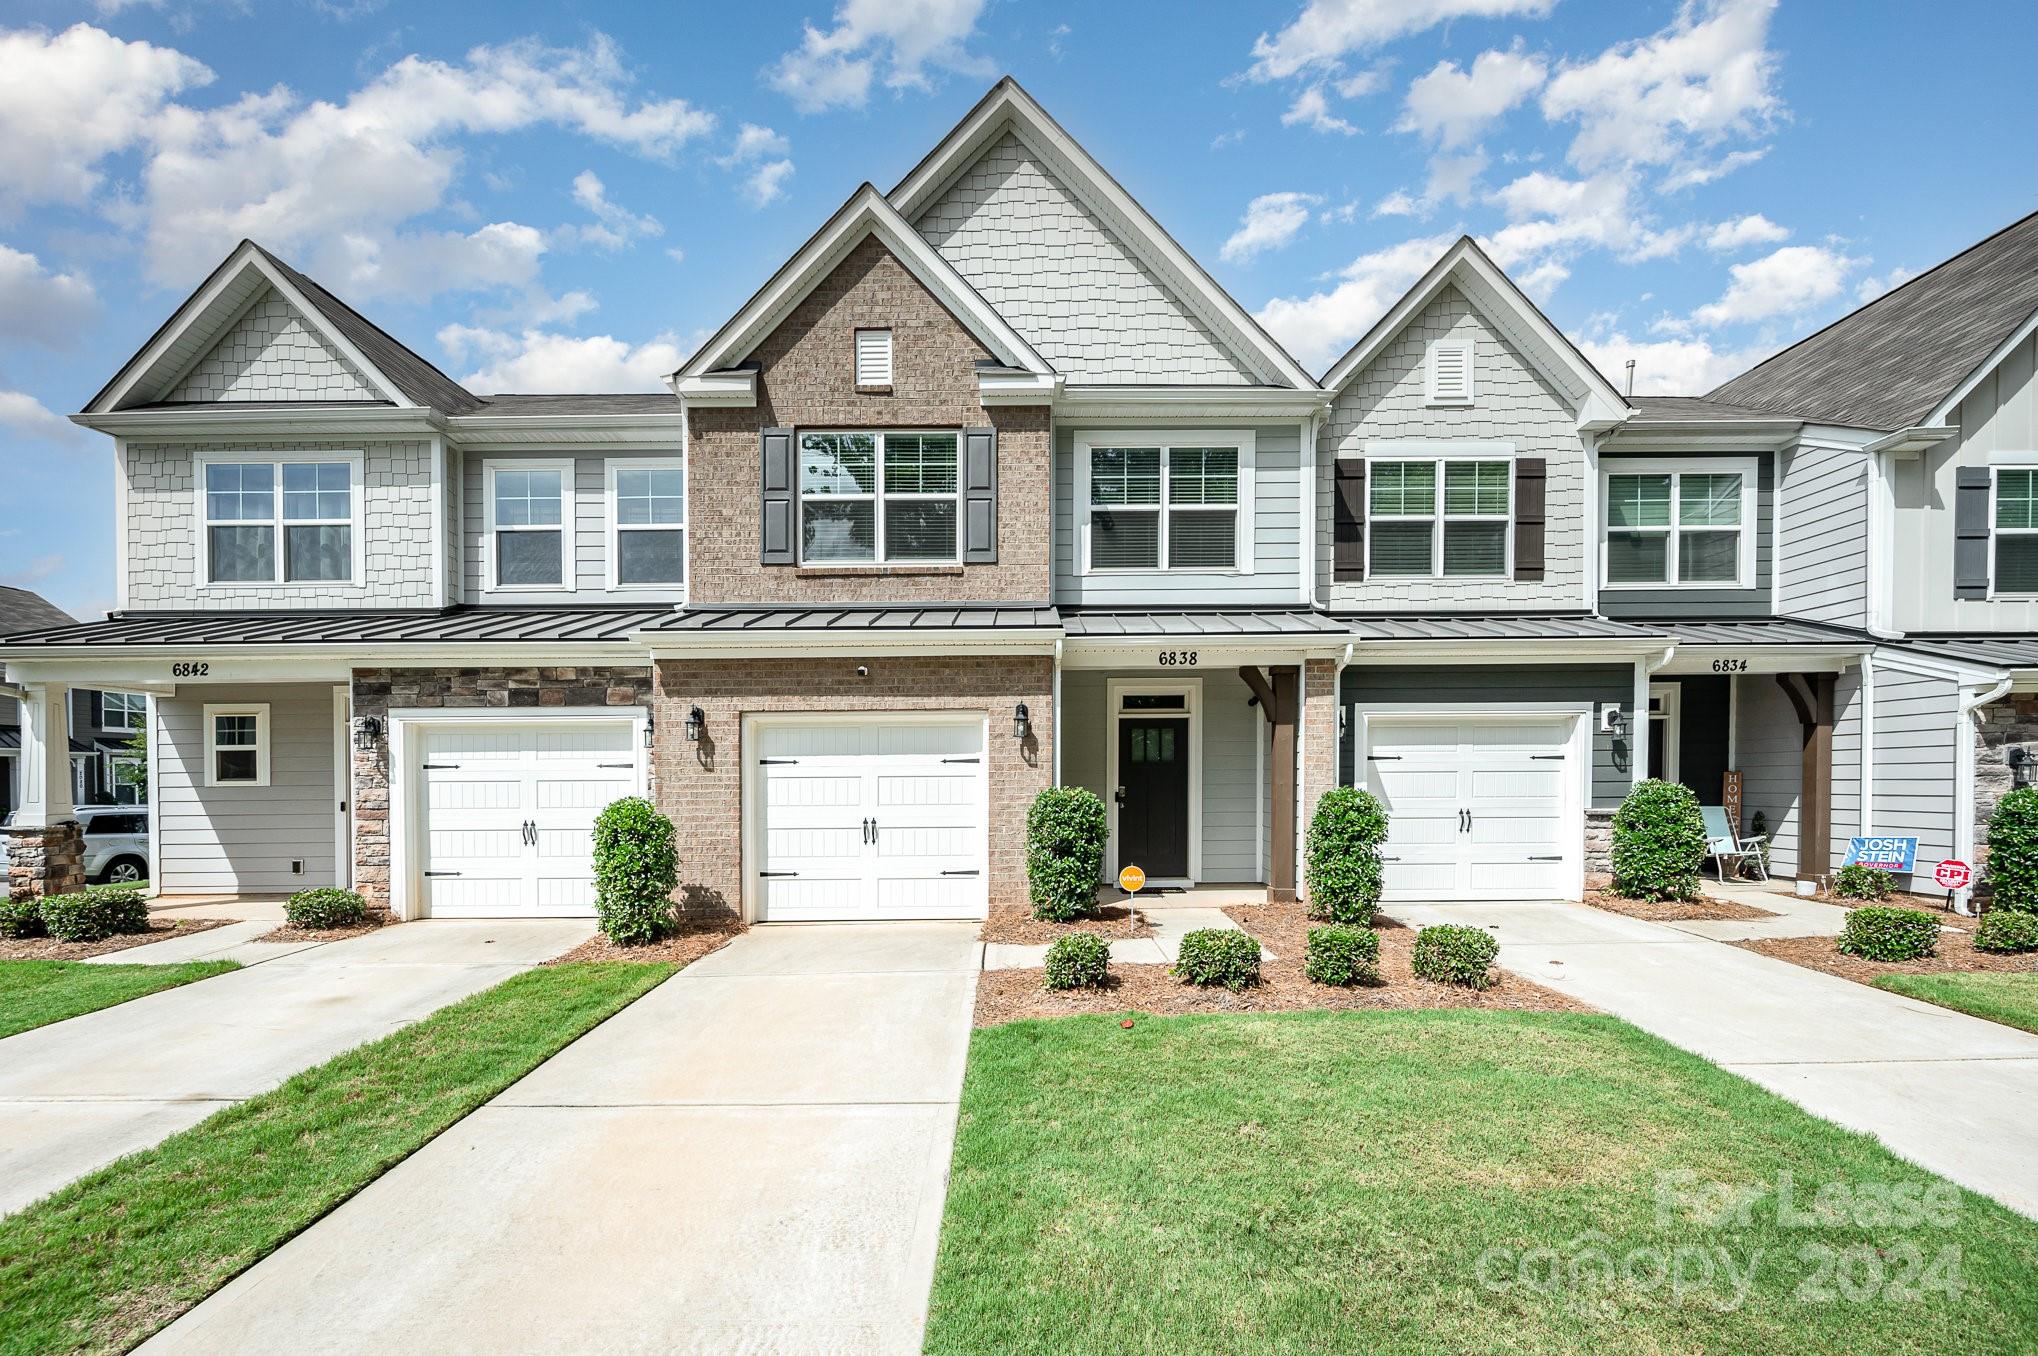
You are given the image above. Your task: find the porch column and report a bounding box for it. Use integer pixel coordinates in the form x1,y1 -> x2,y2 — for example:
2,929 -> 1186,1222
1241,664 -> 1301,902
7,682 -> 85,901
1775,673 -> 1836,881
1300,658 -> 1340,893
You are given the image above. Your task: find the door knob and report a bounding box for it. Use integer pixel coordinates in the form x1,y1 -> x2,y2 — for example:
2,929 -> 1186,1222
1114,787 -> 1126,805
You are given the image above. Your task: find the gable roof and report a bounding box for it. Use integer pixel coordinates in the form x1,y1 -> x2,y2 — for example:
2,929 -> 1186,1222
1707,209 -> 2038,431
888,77 -> 1318,391
673,182 -> 1051,383
86,240 -> 483,416
0,587 -> 76,638
1316,235 -> 1631,428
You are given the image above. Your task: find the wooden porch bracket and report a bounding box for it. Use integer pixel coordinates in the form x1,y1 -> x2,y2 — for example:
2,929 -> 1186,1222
1240,665 -> 1301,902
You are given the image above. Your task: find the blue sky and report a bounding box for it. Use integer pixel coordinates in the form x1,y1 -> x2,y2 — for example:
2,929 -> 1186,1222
2,0 -> 2035,619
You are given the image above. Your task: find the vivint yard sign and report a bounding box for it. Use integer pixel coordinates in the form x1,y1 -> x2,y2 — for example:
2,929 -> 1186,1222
1842,837 -> 1918,872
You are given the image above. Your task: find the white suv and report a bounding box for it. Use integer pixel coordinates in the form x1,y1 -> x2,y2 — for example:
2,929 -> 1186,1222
77,808 -> 150,885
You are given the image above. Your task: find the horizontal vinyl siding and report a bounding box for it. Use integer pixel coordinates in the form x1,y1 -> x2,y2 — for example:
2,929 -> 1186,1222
462,452 -> 686,606
1776,444 -> 1870,626
156,682 -> 337,893
1871,661 -> 1961,885
1055,424 -> 1302,606
1830,665 -> 1863,869
1734,673 -> 1803,877
1597,452 -> 1775,619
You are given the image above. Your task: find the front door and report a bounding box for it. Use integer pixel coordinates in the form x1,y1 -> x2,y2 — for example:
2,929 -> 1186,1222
1117,717 -> 1189,879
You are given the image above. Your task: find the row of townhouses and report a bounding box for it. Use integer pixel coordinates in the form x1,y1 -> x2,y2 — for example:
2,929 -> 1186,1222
0,587 -> 145,820
5,78 -> 2036,919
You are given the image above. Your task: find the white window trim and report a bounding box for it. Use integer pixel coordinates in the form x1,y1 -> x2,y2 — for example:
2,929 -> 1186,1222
1102,678 -> 1204,887
101,691 -> 146,732
854,327 -> 893,387
604,457 -> 687,595
1599,456 -> 1758,591
110,755 -> 145,805
203,702 -> 270,788
483,458 -> 576,593
797,430 -> 963,567
1425,339 -> 1475,406
1074,430 -> 1256,577
1648,681 -> 1681,784
1359,448 -> 1515,582
194,451 -> 365,591
1989,465 -> 2038,599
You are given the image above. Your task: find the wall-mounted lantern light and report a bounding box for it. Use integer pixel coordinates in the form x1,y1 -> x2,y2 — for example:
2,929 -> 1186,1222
684,705 -> 705,743
351,715 -> 382,751
2012,745 -> 2033,789
1013,702 -> 1031,741
642,705 -> 655,748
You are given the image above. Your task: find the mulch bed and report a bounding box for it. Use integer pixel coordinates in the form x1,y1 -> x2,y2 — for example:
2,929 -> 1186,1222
1734,925 -> 2038,983
0,917 -> 233,961
979,901 -> 1152,945
1581,889 -> 1776,922
254,914 -> 395,944
971,898 -> 1589,1027
545,919 -> 748,966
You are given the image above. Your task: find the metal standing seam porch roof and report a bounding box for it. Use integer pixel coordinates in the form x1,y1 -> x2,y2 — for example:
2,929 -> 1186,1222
1335,614 -> 1671,643
0,608 -> 677,649
641,605 -> 1062,633
1883,634 -> 2038,671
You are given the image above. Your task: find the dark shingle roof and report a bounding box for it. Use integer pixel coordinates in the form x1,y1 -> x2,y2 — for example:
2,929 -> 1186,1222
0,587 -> 77,638
468,394 -> 681,417
1625,395 -> 1800,423
1707,210 -> 2038,430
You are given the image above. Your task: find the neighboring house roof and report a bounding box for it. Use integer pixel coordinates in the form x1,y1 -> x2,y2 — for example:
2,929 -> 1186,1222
0,607 -> 671,648
0,730 -> 98,755
0,586 -> 76,637
1624,395 -> 1800,423
1707,210 -> 2038,431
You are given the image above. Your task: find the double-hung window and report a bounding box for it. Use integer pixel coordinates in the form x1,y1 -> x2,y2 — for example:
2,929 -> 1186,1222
1603,460 -> 1753,587
101,692 -> 145,733
1081,434 -> 1250,572
203,704 -> 268,788
202,457 -> 357,584
489,462 -> 571,589
609,461 -> 686,587
1994,469 -> 2038,593
1365,456 -> 1510,577
798,431 -> 958,563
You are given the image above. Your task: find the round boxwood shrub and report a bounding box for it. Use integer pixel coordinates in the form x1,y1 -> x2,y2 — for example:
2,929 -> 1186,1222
1305,786 -> 1387,925
1043,932 -> 1111,990
1974,909 -> 2038,954
285,887 -> 367,929
1837,906 -> 1940,961
592,796 -> 679,945
1986,786 -> 2038,912
1833,864 -> 1894,902
39,888 -> 150,943
1611,778 -> 1707,901
0,897 -> 46,939
1304,925 -> 1380,987
1411,924 -> 1500,989
1173,928 -> 1261,991
1026,787 -> 1108,923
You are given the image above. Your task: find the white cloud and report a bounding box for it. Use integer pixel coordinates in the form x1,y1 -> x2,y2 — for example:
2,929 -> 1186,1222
1221,191 -> 1321,263
1423,149 -> 1488,206
439,324 -> 685,394
0,390 -> 88,445
568,170 -> 662,248
769,0 -> 990,113
1542,0 -> 1781,172
1254,232 -> 1457,372
1690,243 -> 1860,328
1659,146 -> 1767,191
726,123 -> 791,162
1246,0 -> 1557,83
1281,86 -> 1356,135
1578,330 -> 1774,395
1857,265 -> 1914,302
743,159 -> 796,207
1335,63 -> 1394,98
0,553 -> 65,587
719,123 -> 795,208
1704,213 -> 1788,251
1482,169 -> 1692,282
0,245 -> 98,346
321,221 -> 550,300
1374,189 -> 1419,217
0,23 -> 212,216
1396,44 -> 1546,149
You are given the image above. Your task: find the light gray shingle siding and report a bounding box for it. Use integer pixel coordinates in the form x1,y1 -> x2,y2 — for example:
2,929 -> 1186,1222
1775,444 -> 1870,626
165,289 -> 378,403
915,130 -> 1258,384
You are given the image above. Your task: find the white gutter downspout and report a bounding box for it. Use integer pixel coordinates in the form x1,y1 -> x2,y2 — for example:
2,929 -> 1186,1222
1859,652 -> 1876,836
1051,636 -> 1064,786
1334,641 -> 1353,786
1954,672 -> 2014,915
1632,644 -> 1677,783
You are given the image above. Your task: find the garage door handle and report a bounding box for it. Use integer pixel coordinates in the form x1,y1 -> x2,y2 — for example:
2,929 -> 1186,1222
1528,855 -> 1564,862
941,756 -> 980,764
758,757 -> 798,765
1530,754 -> 1565,761
421,763 -> 459,770
941,869 -> 980,877
1366,754 -> 1402,761
597,762 -> 632,768
424,870 -> 461,877
759,870 -> 798,878
862,817 -> 872,845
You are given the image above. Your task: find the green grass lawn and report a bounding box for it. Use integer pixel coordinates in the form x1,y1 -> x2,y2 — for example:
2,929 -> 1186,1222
0,960 -> 674,1356
927,1010 -> 2038,1355
1875,971 -> 2038,1035
0,959 -> 240,1039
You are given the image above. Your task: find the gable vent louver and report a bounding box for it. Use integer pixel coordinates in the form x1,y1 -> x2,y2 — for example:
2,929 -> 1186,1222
1427,342 -> 1473,404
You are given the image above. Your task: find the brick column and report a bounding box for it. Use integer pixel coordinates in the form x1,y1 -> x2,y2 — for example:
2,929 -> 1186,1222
8,822 -> 86,901
6,681 -> 84,901
1298,656 -> 1341,907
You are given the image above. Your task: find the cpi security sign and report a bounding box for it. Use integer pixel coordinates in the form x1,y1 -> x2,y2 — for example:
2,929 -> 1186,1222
1842,837 -> 1918,872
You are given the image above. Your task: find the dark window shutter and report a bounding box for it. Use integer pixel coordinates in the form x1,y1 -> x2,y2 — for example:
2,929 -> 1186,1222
962,426 -> 997,564
760,426 -> 795,565
1955,466 -> 1992,599
1513,457 -> 1547,581
1332,458 -> 1366,581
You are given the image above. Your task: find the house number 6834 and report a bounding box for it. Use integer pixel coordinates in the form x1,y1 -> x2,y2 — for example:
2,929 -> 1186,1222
1157,651 -> 1199,667
171,661 -> 210,678
1710,658 -> 1749,673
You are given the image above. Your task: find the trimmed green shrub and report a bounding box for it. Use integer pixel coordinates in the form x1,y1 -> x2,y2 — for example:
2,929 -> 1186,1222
284,887 -> 367,929
1411,924 -> 1499,989
39,888 -> 150,943
1975,909 -> 2038,954
1837,906 -> 1940,962
1833,864 -> 1894,902
1026,787 -> 1108,923
1986,786 -> 2038,911
0,897 -> 46,939
1173,928 -> 1261,991
1043,933 -> 1111,990
592,797 -> 679,945
1305,786 -> 1387,924
1611,778 -> 1707,901
1304,925 -> 1380,986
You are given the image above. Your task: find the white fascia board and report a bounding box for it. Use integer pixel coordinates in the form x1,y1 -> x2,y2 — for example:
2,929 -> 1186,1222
978,371 -> 1062,405
73,406 -> 444,440
1863,425 -> 1958,456
1598,420 -> 1804,453
1054,385 -> 1331,421
638,630 -> 1061,660
674,370 -> 758,407
1060,637 -> 1349,670
1656,645 -> 1868,675
887,81 -> 1317,392
0,647 -> 658,688
448,414 -> 686,446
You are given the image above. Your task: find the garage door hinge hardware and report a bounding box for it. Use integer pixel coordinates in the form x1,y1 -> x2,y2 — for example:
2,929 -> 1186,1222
758,757 -> 798,765
759,870 -> 798,878
942,869 -> 980,877
941,756 -> 980,764
424,870 -> 461,877
1366,754 -> 1401,761
421,762 -> 459,770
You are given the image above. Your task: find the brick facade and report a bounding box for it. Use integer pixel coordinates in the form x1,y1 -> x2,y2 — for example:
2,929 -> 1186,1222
1298,657 -> 1340,902
686,234 -> 1052,605
7,822 -> 86,901
653,655 -> 1053,919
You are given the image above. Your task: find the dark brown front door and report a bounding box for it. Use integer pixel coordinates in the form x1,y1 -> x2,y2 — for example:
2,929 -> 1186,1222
1117,717 -> 1190,879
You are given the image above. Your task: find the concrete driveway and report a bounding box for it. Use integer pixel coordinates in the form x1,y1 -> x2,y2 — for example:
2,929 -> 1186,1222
0,919 -> 590,1217
1393,900 -> 2038,1219
140,922 -> 983,1356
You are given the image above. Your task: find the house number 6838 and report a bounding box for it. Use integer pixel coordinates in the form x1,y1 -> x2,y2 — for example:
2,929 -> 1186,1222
1157,651 -> 1199,667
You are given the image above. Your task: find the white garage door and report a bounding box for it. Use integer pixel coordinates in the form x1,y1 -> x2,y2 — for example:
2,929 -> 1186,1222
753,717 -> 987,922
417,722 -> 638,918
1362,715 -> 1579,902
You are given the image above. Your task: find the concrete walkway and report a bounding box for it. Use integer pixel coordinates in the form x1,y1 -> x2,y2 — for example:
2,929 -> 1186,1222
1392,900 -> 2038,1219
0,919 -> 590,1217
141,922 -> 983,1356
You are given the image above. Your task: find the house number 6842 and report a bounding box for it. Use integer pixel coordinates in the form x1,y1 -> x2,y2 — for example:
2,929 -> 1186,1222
171,661 -> 210,678
1157,651 -> 1199,667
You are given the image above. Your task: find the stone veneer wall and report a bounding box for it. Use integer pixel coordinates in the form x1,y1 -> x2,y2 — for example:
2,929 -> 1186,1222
7,822 -> 85,901
1584,808 -> 1615,888
348,666 -> 654,912
653,655 -> 1053,919
1974,696 -> 2038,893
